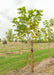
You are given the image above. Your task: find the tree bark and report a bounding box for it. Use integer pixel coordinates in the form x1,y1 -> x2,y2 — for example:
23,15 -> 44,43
31,40 -> 34,73
48,40 -> 50,57
27,37 -> 29,64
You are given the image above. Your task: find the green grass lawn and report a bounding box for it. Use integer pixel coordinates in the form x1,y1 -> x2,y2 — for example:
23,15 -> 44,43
0,48 -> 54,75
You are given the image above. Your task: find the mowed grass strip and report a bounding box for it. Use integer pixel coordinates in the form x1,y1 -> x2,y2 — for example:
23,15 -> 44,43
0,48 -> 54,75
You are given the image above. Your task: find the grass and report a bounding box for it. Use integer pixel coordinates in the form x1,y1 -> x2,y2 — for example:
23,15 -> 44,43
0,48 -> 54,75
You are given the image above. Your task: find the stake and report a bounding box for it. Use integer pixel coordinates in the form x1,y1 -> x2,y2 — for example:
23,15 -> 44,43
31,40 -> 34,73
27,35 -> 29,65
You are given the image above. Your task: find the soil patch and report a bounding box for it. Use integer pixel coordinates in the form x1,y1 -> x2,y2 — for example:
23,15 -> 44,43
6,57 -> 54,75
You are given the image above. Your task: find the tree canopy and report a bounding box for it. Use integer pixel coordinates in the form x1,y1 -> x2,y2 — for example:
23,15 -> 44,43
6,29 -> 15,42
12,6 -> 43,41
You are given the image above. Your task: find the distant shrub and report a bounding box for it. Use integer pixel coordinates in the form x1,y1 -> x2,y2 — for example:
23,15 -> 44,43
33,40 -> 48,43
15,39 -> 17,42
20,40 -> 27,43
3,40 -> 7,44
0,39 -> 1,42
24,40 -> 27,43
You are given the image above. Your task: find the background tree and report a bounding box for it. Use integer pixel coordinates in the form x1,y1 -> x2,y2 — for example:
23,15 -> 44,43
12,6 -> 43,73
3,38 -> 7,44
41,19 -> 54,57
37,30 -> 42,43
6,29 -> 15,42
41,27 -> 48,42
51,32 -> 54,42
41,19 -> 54,42
0,38 -> 1,42
49,19 -> 54,42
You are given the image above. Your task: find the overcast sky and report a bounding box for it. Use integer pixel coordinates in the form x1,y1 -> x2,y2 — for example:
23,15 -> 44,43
0,0 -> 54,39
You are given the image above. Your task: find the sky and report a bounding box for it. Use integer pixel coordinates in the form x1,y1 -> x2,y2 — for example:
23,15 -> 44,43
0,0 -> 54,39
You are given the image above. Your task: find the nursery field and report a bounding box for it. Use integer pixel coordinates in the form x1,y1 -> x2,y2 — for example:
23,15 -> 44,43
0,42 -> 54,75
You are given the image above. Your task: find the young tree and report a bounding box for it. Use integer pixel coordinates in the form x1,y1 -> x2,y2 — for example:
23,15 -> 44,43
12,6 -> 43,73
41,19 -> 54,56
41,27 -> 48,42
6,29 -> 15,42
49,19 -> 54,42
37,30 -> 42,43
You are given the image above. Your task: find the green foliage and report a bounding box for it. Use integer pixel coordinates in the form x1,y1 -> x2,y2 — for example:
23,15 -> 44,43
33,40 -> 48,43
3,39 -> 7,44
6,29 -> 15,42
15,39 -> 17,42
0,38 -> 1,42
41,19 -> 54,42
49,18 -> 54,26
20,39 -> 27,43
12,6 -> 43,41
12,6 -> 54,42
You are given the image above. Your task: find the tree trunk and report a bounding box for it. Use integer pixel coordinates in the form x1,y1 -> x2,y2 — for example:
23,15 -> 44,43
31,40 -> 34,73
27,37 -> 29,64
48,41 -> 50,57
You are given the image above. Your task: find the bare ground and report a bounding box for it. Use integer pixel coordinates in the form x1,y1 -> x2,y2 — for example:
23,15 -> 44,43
5,57 -> 54,75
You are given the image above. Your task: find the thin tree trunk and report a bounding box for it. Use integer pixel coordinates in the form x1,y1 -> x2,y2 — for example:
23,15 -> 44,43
27,37 -> 29,64
48,40 -> 50,57
31,40 -> 34,73
48,28 -> 50,57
